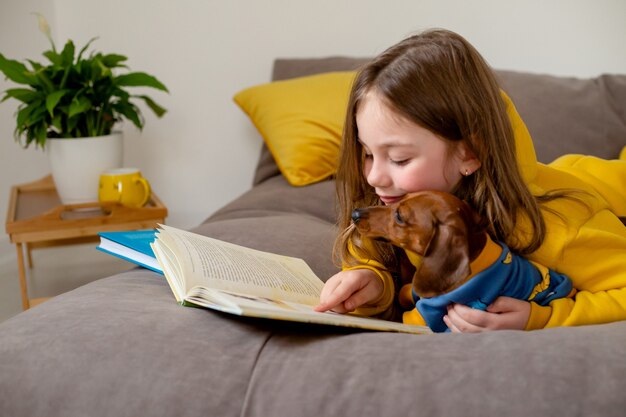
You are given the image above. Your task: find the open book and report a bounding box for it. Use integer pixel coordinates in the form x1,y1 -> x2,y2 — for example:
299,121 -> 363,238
151,225 -> 430,334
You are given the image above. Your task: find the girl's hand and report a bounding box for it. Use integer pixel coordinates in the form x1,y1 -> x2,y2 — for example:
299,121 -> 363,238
443,296 -> 531,333
314,269 -> 383,314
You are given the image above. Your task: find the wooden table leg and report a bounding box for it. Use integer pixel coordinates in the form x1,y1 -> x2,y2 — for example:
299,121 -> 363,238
26,243 -> 33,268
15,243 -> 30,310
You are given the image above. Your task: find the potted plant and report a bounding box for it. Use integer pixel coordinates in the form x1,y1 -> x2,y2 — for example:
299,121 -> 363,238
0,14 -> 168,204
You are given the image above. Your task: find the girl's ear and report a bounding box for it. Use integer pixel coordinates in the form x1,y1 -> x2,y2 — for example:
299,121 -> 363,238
457,141 -> 481,175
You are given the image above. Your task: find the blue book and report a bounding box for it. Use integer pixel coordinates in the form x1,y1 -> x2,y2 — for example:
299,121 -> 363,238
97,229 -> 163,274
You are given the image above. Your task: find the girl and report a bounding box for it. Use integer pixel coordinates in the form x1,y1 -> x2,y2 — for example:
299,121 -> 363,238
315,29 -> 626,332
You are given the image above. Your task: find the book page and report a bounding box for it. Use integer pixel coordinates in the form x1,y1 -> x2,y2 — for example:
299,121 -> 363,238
152,239 -> 185,301
156,225 -> 325,305
184,288 -> 430,335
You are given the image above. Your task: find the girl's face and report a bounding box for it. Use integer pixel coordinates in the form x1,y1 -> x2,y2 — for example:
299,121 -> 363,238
356,91 -> 475,205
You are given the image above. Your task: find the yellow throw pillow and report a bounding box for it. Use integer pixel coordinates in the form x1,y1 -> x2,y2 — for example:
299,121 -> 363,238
233,71 -> 356,186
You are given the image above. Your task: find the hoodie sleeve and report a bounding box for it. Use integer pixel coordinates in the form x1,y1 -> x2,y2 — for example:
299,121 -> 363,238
342,239 -> 396,317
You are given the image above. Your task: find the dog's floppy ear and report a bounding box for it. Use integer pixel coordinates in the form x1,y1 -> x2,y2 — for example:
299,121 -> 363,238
407,219 -> 437,257
413,221 -> 471,298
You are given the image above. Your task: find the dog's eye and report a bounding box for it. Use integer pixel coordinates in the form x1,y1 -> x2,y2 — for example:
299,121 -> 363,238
394,210 -> 404,225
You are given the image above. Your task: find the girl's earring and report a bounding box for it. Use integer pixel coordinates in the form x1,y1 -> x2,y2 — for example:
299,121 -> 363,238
464,169 -> 470,176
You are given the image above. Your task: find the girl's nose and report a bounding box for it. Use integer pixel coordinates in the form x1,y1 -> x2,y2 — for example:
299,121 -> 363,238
365,160 -> 390,188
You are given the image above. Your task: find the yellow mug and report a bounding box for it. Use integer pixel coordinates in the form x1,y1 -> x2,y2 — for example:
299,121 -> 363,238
98,168 -> 151,208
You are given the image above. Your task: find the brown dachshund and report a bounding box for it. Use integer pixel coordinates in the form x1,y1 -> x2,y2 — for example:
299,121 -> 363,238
351,190 -> 575,332
351,191 -> 488,298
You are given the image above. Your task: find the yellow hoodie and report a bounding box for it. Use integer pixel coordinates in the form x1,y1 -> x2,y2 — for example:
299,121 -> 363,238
349,92 -> 626,330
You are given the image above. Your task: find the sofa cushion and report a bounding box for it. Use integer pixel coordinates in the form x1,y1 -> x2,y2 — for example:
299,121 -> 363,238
498,70 -> 626,163
241,322 -> 626,417
0,270 -> 274,417
208,175 -> 337,224
234,72 -> 355,186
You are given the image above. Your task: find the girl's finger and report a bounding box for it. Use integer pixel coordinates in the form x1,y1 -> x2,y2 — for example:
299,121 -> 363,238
446,304 -> 487,333
316,277 -> 358,312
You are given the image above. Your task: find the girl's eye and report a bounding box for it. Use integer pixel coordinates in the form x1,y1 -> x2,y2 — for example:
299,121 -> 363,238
391,158 -> 410,166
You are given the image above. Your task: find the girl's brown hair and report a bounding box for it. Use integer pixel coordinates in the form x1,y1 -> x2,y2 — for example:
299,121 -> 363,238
335,29 -> 554,268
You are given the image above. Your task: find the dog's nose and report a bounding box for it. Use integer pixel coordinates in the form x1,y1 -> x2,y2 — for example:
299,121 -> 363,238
351,208 -> 366,224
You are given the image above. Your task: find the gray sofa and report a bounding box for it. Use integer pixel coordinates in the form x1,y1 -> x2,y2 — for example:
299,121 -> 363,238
1,57 -> 625,417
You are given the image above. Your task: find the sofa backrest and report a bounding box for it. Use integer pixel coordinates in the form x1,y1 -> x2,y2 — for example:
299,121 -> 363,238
252,57 -> 626,185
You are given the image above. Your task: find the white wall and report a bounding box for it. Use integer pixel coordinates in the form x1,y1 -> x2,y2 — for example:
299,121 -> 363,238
2,0 -> 626,259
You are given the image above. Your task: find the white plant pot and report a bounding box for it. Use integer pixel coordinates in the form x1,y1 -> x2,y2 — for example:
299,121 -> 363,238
47,132 -> 123,204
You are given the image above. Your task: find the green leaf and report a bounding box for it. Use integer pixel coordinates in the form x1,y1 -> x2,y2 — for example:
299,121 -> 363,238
16,103 -> 36,127
94,57 -> 112,78
74,59 -> 87,78
35,123 -> 47,147
60,40 -> 76,66
68,95 -> 92,118
76,37 -> 98,62
135,94 -> 167,117
27,60 -> 43,71
67,114 -> 79,134
34,69 -> 54,92
113,102 -> 142,129
0,53 -> 36,85
51,113 -> 63,131
59,65 -> 71,89
101,54 -> 127,68
110,86 -> 130,100
43,49 -> 61,66
115,72 -> 169,92
46,90 -> 69,116
27,106 -> 47,126
2,88 -> 40,103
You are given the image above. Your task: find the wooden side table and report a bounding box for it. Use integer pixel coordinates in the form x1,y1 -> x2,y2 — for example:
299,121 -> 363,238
5,175 -> 168,310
